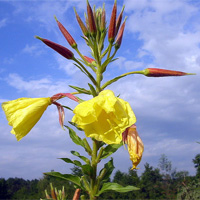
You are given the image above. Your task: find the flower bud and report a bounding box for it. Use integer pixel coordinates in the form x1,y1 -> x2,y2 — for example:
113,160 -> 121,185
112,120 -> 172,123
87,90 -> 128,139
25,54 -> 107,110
108,0 -> 117,43
55,16 -> 77,49
87,0 -> 97,35
115,5 -> 125,37
100,4 -> 106,32
73,188 -> 81,200
74,8 -> 89,37
35,36 -> 74,59
143,68 -> 196,77
115,18 -> 126,49
84,55 -> 95,64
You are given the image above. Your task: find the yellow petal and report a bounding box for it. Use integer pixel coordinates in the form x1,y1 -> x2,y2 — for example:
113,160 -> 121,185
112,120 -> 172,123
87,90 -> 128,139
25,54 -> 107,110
2,97 -> 51,141
72,90 -> 136,144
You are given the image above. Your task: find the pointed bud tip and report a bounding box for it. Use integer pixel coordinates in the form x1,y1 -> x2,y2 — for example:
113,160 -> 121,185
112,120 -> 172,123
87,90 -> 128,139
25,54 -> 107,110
187,73 -> 196,75
35,36 -> 43,41
54,15 -> 58,22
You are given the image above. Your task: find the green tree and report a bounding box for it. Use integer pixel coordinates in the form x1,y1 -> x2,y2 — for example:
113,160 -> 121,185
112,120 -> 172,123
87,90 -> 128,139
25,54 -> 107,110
139,163 -> 164,199
0,178 -> 9,199
193,154 -> 200,177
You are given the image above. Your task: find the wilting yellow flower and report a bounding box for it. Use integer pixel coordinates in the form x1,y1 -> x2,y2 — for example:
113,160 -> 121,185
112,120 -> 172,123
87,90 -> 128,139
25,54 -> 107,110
123,125 -> 144,169
72,90 -> 136,144
2,97 -> 51,141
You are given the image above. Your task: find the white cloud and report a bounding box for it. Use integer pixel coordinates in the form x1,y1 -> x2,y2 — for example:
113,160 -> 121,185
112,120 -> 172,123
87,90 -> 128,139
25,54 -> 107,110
6,73 -> 76,97
125,0 -> 200,71
22,44 -> 44,56
0,18 -> 7,28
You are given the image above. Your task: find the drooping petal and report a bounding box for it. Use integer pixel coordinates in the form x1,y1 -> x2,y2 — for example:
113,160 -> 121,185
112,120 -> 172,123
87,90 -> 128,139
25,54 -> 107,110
123,125 -> 144,169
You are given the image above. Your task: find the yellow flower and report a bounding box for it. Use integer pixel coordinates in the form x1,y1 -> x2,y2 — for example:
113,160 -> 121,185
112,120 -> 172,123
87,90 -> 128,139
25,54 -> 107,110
72,90 -> 136,144
122,125 -> 144,169
2,97 -> 51,141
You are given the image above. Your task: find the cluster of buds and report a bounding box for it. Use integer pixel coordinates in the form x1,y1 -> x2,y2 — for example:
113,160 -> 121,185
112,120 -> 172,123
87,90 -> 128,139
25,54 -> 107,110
41,183 -> 66,200
41,183 -> 81,200
35,0 -> 127,80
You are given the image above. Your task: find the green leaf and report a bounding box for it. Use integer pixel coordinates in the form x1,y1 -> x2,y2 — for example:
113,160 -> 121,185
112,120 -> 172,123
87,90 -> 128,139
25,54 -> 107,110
65,126 -> 85,148
69,85 -> 91,95
71,151 -> 90,164
60,158 -> 82,167
101,142 -> 123,159
81,164 -> 93,177
96,182 -> 139,196
99,158 -> 114,182
44,172 -> 81,187
88,83 -> 97,97
68,121 -> 84,131
62,105 -> 73,111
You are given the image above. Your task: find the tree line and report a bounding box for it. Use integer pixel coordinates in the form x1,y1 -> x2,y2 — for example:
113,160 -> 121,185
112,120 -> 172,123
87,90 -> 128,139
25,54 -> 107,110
1,154 -> 200,200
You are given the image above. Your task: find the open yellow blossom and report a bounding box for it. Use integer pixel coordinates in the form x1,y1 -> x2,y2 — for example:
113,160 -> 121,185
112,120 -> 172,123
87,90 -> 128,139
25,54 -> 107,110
2,97 -> 51,141
123,125 -> 144,169
72,90 -> 136,144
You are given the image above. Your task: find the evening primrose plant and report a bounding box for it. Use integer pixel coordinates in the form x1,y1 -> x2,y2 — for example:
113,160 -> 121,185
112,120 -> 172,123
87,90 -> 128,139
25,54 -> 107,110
2,1 -> 195,199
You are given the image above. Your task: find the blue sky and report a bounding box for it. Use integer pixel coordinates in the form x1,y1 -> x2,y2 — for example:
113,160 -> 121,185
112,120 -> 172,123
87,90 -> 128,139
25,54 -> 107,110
0,0 -> 200,180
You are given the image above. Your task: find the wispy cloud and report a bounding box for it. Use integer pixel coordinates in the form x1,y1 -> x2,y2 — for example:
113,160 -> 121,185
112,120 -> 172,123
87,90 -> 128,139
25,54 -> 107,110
0,18 -> 7,28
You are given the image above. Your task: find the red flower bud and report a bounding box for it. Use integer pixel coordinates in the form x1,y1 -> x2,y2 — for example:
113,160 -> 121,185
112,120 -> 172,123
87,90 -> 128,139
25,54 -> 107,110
115,18 -> 126,49
35,36 -> 74,60
72,189 -> 81,200
55,16 -> 77,49
115,5 -> 125,37
87,0 -> 97,35
144,68 -> 196,77
100,4 -> 106,32
108,0 -> 117,43
83,55 -> 95,64
74,8 -> 89,37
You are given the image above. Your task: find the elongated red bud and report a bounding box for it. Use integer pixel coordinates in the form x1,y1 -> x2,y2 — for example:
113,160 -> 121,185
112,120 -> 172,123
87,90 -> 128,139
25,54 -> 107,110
108,0 -> 117,43
115,18 -> 126,49
87,0 -> 97,35
83,55 -> 95,64
74,8 -> 89,37
73,189 -> 81,200
54,16 -> 77,49
35,36 -> 74,59
144,68 -> 196,77
115,5 -> 125,37
100,4 -> 106,32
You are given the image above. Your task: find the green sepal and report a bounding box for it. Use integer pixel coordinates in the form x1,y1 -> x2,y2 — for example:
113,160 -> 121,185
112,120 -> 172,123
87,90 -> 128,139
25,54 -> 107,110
71,150 -> 90,164
65,126 -> 85,147
44,172 -> 82,188
69,85 -> 91,95
101,142 -> 123,159
99,158 -> 114,182
96,182 -> 139,196
88,83 -> 97,97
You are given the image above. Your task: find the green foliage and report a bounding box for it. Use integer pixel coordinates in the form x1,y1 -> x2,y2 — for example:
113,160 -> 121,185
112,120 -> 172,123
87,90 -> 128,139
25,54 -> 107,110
193,154 -> 200,177
97,182 -> 139,196
44,172 -> 81,188
177,178 -> 200,200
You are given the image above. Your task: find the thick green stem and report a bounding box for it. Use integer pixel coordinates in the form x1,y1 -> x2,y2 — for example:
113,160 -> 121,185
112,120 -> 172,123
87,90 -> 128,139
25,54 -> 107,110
89,140 -> 99,200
